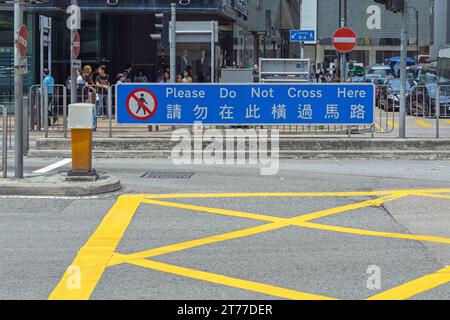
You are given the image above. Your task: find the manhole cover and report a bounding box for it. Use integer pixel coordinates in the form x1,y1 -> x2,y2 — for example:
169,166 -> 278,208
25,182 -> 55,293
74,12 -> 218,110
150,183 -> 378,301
141,171 -> 195,179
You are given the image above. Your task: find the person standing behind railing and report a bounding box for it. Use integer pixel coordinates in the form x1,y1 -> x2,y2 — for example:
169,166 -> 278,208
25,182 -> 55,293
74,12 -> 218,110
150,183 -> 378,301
95,65 -> 110,117
42,68 -> 56,125
82,65 -> 96,104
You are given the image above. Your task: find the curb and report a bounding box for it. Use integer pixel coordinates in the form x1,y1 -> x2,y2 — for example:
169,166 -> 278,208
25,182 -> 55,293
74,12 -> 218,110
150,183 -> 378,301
27,149 -> 450,160
0,174 -> 121,196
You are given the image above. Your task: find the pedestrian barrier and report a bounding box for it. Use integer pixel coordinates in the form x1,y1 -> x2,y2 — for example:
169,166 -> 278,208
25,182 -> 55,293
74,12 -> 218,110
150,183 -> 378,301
27,82 -> 434,139
0,105 -> 7,178
409,84 -> 450,138
43,84 -> 67,138
436,84 -> 450,138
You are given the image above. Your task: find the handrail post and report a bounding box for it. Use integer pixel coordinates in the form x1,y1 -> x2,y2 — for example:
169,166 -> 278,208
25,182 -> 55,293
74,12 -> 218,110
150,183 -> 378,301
108,86 -> 112,138
436,85 -> 441,139
44,86 -> 49,138
1,106 -> 7,178
63,85 -> 68,138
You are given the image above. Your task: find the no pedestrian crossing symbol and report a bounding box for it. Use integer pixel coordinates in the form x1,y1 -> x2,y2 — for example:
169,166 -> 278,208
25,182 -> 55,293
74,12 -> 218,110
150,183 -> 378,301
126,88 -> 158,120
117,84 -> 374,126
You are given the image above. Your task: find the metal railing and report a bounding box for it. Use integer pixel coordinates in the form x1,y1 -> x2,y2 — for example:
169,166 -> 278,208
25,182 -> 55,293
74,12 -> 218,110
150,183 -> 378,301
43,84 -> 67,138
1,105 -> 7,178
372,84 -> 398,134
30,85 -> 450,138
409,84 -> 450,138
436,84 -> 450,138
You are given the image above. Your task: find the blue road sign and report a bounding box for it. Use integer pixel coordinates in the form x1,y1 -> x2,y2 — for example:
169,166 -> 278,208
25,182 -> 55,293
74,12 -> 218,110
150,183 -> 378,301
116,84 -> 374,125
290,30 -> 315,42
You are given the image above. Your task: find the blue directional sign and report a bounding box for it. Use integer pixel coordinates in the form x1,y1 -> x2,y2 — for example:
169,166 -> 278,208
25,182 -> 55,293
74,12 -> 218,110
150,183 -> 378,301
290,30 -> 316,42
116,84 -> 374,125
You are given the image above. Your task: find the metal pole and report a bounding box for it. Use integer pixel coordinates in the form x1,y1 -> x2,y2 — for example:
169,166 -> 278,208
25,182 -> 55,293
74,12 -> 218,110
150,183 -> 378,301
63,86 -> 68,138
70,0 -> 78,104
1,106 -> 7,178
40,16 -> 44,132
211,21 -> 215,83
436,85 -> 440,138
416,9 -> 419,63
299,0 -> 304,59
170,3 -> 176,83
14,1 -> 24,178
108,86 -> 112,138
399,2 -> 409,139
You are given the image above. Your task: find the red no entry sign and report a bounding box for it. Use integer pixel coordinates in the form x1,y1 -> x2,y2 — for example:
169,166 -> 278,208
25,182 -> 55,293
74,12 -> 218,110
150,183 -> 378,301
72,32 -> 81,59
332,27 -> 357,53
17,25 -> 28,58
126,88 -> 158,121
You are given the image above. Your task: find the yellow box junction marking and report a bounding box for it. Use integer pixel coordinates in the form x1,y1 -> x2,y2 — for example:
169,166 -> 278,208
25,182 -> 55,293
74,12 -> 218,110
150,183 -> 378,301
50,189 -> 450,301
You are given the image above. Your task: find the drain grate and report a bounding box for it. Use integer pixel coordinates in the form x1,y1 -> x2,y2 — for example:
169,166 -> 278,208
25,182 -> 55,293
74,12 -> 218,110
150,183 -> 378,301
141,171 -> 195,179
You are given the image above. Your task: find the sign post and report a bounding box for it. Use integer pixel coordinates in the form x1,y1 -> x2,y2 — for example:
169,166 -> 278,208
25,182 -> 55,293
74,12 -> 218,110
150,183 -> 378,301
70,0 -> 79,104
14,2 -> 25,178
72,31 -> 81,69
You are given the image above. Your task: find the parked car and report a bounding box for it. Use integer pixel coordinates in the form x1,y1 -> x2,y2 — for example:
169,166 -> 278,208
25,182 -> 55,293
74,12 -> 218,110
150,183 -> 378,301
376,78 -> 416,112
365,65 -> 395,82
407,82 -> 450,117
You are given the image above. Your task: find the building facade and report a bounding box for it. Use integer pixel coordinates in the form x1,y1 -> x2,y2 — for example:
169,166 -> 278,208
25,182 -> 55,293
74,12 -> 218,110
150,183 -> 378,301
0,0 -> 435,94
430,0 -> 450,61
0,0 -> 301,89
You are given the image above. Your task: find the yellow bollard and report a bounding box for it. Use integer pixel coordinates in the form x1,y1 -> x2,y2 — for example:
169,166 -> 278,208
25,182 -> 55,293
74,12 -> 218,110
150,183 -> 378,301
67,103 -> 97,180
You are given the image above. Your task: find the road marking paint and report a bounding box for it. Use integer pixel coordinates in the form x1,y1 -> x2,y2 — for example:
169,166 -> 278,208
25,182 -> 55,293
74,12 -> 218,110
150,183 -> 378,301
292,194 -> 407,223
126,259 -> 336,300
142,199 -> 287,223
368,266 -> 450,300
387,121 -> 399,129
50,189 -> 450,300
415,120 -> 433,128
142,189 -> 450,200
299,222 -> 450,245
445,120 -> 450,125
116,194 -> 409,264
108,222 -> 289,267
49,195 -> 142,300
413,192 -> 450,200
33,158 -> 72,174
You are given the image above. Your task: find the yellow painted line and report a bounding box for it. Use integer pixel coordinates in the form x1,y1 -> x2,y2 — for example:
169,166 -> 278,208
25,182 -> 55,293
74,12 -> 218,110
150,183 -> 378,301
388,121 -> 400,129
126,258 -> 336,300
108,222 -> 289,267
368,266 -> 450,300
413,192 -> 450,201
50,188 -> 450,300
299,222 -> 450,245
291,194 -> 407,223
142,199 -> 287,223
142,189 -> 450,200
48,195 -> 143,300
143,191 -> 393,199
115,194 -> 408,266
415,120 -> 433,128
445,120 -> 450,125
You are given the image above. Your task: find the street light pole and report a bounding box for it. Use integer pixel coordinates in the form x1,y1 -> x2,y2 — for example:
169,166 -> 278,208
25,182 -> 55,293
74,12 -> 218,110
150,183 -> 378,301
14,0 -> 24,178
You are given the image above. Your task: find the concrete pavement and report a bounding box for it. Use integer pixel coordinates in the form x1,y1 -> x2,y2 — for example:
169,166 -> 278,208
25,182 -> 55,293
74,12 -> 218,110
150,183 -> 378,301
1,158 -> 450,300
